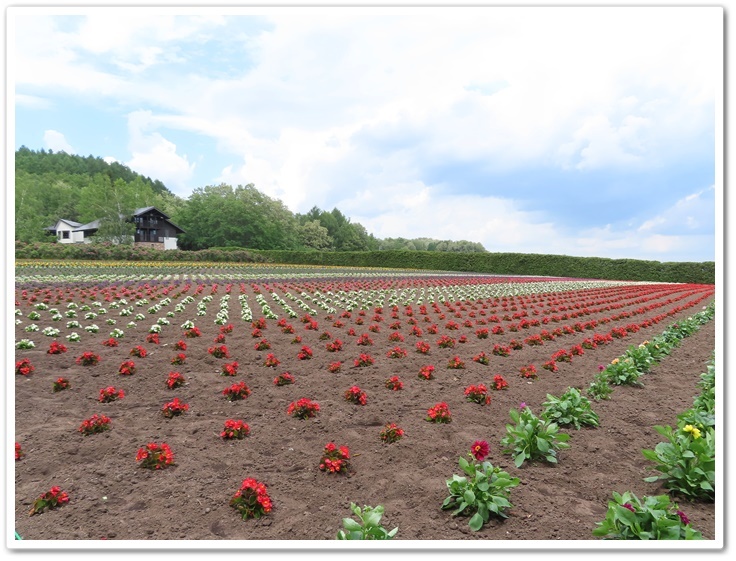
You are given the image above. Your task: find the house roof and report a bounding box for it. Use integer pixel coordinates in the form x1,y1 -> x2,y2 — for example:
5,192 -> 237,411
74,219 -> 102,232
45,207 -> 185,235
44,218 -> 83,231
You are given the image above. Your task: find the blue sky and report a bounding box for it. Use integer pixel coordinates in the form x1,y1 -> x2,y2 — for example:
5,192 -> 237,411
9,5 -> 722,262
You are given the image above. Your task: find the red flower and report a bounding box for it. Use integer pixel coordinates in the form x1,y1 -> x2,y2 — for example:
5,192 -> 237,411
221,419 -> 250,440
15,358 -> 34,376
470,440 -> 489,462
174,340 -> 187,351
166,371 -> 186,389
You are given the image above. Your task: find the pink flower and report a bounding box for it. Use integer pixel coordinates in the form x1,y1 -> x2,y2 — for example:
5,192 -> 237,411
470,440 -> 489,462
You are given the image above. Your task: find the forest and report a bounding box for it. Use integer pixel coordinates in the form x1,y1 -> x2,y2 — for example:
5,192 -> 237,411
14,147 -> 486,253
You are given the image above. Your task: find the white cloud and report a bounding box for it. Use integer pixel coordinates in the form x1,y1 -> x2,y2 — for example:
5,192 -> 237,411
636,186 -> 715,235
124,111 -> 196,196
43,130 -> 74,153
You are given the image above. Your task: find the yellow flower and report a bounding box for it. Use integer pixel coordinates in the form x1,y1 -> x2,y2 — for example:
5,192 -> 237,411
683,425 -> 702,439
611,358 -> 620,365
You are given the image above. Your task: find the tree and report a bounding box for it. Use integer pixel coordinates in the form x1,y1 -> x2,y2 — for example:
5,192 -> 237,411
300,220 -> 333,250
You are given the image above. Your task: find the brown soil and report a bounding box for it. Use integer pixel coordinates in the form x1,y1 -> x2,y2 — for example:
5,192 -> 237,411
13,287 -> 717,542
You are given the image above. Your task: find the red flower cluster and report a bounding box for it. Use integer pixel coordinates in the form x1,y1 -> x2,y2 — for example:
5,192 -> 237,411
319,331 -> 332,341
519,364 -> 538,379
464,384 -> 491,405
354,353 -> 375,367
15,442 -> 23,460
273,372 -> 295,386
385,376 -> 404,391
118,360 -> 136,376
552,349 -> 572,363
492,345 -> 511,357
166,371 -> 186,389
472,352 -> 490,365
287,398 -> 320,419
263,354 -> 280,368
509,339 -> 524,350
328,361 -> 343,373
184,327 -> 201,338
171,353 -> 187,365
15,358 -> 34,376
326,339 -> 343,352
356,333 -> 374,346
145,333 -> 160,345
209,345 -> 230,359
436,335 -> 456,349
254,339 -> 271,351
388,331 -> 405,342
418,364 -> 435,380
542,360 -> 559,373
415,341 -> 431,354
220,323 -> 234,334
319,442 -> 351,474
30,486 -> 69,515
386,346 -> 408,359
447,355 -> 466,369
223,382 -> 251,401
344,385 -> 368,405
78,414 -> 112,435
297,345 -> 313,360
380,423 -> 404,444
136,442 -> 174,470
53,377 -> 70,392
48,341 -> 68,355
426,402 -> 452,423
230,478 -> 273,519
76,351 -> 100,366
102,337 -> 119,347
213,333 -> 227,344
162,397 -> 189,418
253,317 -> 268,330
174,340 -> 187,351
221,419 -> 250,440
492,375 -> 509,391
99,386 -> 125,403
216,361 -> 237,376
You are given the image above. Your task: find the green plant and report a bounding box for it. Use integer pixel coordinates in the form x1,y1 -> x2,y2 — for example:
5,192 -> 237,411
604,358 -> 643,387
641,425 -> 715,501
587,372 -> 614,401
337,503 -> 398,540
441,442 -> 520,531
623,343 -> 657,372
541,387 -> 599,430
592,491 -> 702,540
500,405 -> 570,467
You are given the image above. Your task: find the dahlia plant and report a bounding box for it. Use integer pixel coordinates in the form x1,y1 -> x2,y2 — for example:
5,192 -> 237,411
385,376 -> 403,391
344,385 -> 368,405
162,397 -> 189,418
166,371 -> 186,389
426,402 -> 452,423
223,382 -> 251,401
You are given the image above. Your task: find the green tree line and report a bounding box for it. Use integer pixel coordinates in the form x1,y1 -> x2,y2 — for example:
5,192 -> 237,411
15,147 -> 487,253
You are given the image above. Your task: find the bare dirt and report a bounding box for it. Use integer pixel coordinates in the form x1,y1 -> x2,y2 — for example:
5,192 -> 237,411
13,286 -> 717,543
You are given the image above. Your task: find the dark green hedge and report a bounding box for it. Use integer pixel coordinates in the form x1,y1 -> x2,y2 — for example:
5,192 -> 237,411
14,242 -> 714,284
249,249 -> 715,285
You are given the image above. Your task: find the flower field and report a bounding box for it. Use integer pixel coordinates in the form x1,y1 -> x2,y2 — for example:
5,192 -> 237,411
13,261 -> 717,543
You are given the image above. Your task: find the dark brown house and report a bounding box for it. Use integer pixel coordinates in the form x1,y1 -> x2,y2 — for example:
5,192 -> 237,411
45,206 -> 185,250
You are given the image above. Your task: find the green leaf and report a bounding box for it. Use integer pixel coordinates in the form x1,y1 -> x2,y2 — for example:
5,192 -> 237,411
463,490 -> 476,505
342,518 -> 362,532
469,512 -> 484,531
514,452 -> 526,468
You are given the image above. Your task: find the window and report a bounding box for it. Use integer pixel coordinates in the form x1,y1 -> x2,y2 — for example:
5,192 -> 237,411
62,231 -> 70,239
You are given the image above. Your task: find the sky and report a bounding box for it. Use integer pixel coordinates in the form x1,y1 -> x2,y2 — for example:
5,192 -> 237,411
8,3 -> 723,263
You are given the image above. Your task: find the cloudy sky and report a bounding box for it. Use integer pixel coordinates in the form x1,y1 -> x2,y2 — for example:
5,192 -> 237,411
10,4 -> 722,262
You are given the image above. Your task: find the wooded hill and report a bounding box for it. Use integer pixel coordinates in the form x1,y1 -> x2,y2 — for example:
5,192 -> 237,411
14,147 -> 487,253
